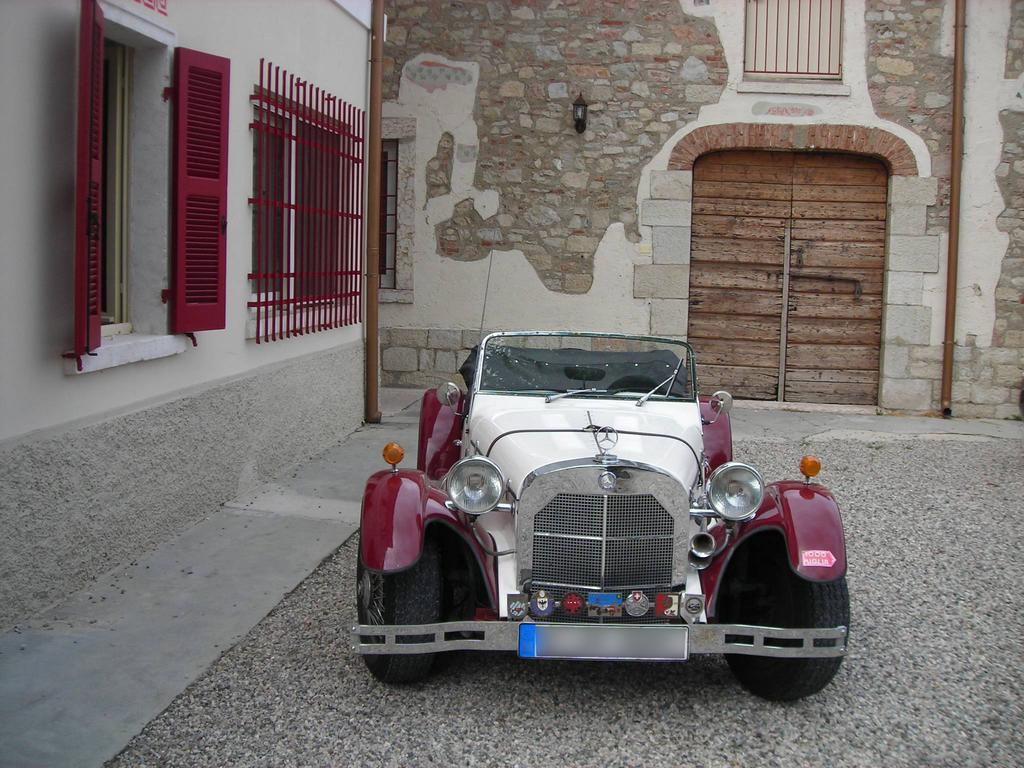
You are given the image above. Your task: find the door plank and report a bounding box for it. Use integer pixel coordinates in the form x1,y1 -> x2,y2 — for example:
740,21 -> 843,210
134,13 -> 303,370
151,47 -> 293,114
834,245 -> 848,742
696,364 -> 779,400
689,287 -> 783,316
791,201 -> 887,221
694,180 -> 792,201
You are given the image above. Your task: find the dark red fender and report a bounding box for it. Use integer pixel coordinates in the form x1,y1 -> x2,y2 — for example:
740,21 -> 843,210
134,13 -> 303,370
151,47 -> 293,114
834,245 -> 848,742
701,481 -> 847,618
416,389 -> 465,481
359,469 -> 497,609
699,396 -> 733,471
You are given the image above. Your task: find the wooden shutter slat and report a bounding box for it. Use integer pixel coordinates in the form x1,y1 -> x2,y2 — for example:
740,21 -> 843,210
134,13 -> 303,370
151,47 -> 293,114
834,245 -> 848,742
72,0 -> 104,363
172,48 -> 230,334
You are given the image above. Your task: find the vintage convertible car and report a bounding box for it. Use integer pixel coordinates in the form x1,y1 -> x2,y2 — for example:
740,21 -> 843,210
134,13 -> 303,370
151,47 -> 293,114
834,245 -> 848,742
353,331 -> 849,700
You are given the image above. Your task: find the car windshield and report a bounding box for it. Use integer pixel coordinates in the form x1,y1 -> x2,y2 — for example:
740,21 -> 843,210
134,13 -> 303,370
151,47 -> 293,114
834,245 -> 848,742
476,332 -> 696,401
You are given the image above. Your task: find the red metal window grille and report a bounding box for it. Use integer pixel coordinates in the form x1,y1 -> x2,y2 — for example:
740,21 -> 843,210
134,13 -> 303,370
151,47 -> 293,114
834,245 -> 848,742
379,139 -> 398,289
248,59 -> 364,343
744,0 -> 843,79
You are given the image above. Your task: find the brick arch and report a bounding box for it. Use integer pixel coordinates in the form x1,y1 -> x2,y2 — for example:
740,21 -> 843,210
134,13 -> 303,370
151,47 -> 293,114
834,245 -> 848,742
667,123 -> 919,176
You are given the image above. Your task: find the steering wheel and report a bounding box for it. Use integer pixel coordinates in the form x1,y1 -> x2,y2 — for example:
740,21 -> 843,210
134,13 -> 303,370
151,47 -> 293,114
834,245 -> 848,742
607,374 -> 660,393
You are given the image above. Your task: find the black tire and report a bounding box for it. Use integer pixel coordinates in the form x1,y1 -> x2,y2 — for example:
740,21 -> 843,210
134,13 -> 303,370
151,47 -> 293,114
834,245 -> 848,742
356,537 -> 441,684
719,539 -> 849,701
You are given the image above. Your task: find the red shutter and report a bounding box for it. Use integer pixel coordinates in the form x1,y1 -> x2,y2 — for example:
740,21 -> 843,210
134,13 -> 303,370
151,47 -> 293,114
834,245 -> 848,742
171,48 -> 230,333
72,0 -> 104,362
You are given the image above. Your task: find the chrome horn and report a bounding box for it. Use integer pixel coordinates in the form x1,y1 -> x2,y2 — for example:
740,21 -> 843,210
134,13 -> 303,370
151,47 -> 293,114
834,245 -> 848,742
689,531 -> 717,570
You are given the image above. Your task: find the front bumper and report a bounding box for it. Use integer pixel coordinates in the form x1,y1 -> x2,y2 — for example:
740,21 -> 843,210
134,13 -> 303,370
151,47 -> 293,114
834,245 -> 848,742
351,621 -> 847,660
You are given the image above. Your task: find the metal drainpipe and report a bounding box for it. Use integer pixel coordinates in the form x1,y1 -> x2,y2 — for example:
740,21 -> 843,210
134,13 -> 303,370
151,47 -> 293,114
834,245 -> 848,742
940,0 -> 966,417
364,0 -> 384,424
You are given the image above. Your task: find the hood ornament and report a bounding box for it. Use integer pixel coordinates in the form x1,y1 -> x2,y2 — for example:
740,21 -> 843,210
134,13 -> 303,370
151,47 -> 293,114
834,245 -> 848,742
585,411 -> 619,464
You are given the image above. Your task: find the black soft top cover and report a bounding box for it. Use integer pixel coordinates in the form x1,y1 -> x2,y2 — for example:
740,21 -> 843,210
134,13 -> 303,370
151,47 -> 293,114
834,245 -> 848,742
460,344 -> 691,398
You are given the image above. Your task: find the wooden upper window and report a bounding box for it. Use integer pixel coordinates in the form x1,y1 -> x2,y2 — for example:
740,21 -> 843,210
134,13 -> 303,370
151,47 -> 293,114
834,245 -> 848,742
744,0 -> 843,79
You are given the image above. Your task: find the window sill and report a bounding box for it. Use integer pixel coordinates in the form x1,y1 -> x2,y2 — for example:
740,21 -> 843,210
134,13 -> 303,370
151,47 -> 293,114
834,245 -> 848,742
737,79 -> 851,97
64,333 -> 189,375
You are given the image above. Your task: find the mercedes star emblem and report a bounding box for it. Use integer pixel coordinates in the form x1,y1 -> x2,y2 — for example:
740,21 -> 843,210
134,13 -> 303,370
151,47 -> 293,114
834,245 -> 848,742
595,426 -> 619,454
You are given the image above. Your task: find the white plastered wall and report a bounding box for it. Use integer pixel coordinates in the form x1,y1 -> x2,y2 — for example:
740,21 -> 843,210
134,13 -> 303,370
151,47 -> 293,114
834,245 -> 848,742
0,0 -> 369,442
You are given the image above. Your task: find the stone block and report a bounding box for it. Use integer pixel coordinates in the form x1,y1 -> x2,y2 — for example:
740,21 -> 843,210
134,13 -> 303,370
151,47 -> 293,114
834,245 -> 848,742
382,346 -> 418,372
428,329 -> 462,349
434,350 -> 458,373
685,84 -> 721,103
889,176 -> 938,206
388,328 -> 428,347
652,226 -> 692,264
651,299 -> 690,335
889,205 -> 927,236
994,364 -> 1023,387
631,42 -> 662,56
908,360 -> 941,380
994,402 -> 1023,419
419,349 -> 434,370
909,345 -> 943,362
499,80 -> 525,98
566,235 -> 601,253
634,264 -> 690,299
982,347 -> 1020,364
650,170 -> 693,200
881,344 -> 910,378
879,377 -> 933,410
640,199 -> 691,227
462,330 -> 482,348
971,383 -> 1012,405
950,403 -> 1000,418
889,235 -> 940,273
884,305 -> 931,345
885,271 -> 924,305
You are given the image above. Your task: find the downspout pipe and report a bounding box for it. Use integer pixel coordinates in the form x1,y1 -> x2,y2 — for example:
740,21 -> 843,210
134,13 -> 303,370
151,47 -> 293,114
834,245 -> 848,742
940,0 -> 966,417
364,0 -> 384,424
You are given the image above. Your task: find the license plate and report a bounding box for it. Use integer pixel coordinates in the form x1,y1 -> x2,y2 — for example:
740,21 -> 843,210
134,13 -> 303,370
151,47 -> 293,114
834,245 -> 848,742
518,623 -> 689,661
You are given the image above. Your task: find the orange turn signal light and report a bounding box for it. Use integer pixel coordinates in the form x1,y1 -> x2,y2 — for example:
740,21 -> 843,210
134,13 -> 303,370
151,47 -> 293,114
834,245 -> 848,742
799,455 -> 822,480
382,442 -> 405,468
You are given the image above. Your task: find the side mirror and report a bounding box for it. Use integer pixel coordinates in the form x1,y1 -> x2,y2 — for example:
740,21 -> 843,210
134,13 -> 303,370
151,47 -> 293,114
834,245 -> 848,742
704,390 -> 733,425
710,390 -> 733,415
435,381 -> 462,411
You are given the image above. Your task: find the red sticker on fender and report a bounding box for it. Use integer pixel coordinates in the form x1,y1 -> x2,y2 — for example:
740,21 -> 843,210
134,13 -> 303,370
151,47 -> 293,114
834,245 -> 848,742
801,549 -> 837,567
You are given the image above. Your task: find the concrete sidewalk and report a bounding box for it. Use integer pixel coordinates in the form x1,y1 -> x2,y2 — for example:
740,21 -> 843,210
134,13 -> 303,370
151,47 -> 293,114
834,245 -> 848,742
0,388 -> 422,768
0,388 -> 1019,768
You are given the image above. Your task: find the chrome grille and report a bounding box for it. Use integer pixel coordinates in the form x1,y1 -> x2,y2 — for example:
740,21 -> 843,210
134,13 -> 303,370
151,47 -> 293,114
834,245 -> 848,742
531,492 -> 675,624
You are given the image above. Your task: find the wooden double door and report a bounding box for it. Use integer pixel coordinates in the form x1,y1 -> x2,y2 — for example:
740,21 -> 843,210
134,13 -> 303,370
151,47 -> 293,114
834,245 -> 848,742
687,150 -> 887,405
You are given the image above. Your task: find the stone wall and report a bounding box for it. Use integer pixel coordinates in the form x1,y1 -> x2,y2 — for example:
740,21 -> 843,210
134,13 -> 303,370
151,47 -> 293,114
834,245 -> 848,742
383,0 -> 726,293
990,0 -> 1024,417
381,327 -> 478,388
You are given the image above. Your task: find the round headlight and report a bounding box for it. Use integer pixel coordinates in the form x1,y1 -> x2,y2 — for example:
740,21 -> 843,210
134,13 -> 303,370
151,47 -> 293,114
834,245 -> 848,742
707,462 -> 764,522
446,457 -> 505,515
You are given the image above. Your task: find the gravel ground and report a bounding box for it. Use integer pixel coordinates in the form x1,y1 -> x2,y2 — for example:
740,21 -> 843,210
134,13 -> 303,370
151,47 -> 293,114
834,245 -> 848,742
109,435 -> 1023,768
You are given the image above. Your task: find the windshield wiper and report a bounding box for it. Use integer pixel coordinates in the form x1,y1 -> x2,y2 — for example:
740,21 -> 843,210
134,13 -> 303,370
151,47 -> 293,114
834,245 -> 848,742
636,356 -> 686,407
545,388 -> 608,403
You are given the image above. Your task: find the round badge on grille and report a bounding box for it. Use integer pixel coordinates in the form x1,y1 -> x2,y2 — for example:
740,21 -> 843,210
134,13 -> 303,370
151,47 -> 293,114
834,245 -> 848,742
562,592 -> 583,615
624,590 -> 650,617
598,471 -> 617,492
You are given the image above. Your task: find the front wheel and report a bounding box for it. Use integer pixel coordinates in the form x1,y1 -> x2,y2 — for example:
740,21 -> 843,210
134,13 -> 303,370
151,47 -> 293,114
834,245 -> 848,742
356,537 -> 441,684
718,537 -> 849,700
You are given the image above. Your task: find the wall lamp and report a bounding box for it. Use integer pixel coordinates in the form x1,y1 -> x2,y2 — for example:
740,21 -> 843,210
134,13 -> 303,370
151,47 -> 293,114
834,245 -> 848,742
573,93 -> 588,134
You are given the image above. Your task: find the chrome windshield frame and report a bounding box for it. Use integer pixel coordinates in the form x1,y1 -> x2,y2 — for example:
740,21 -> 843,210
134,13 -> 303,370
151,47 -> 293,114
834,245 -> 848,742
469,331 -> 700,423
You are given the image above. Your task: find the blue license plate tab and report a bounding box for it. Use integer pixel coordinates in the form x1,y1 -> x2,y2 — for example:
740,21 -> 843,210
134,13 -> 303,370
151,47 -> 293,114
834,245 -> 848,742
518,623 -> 689,661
